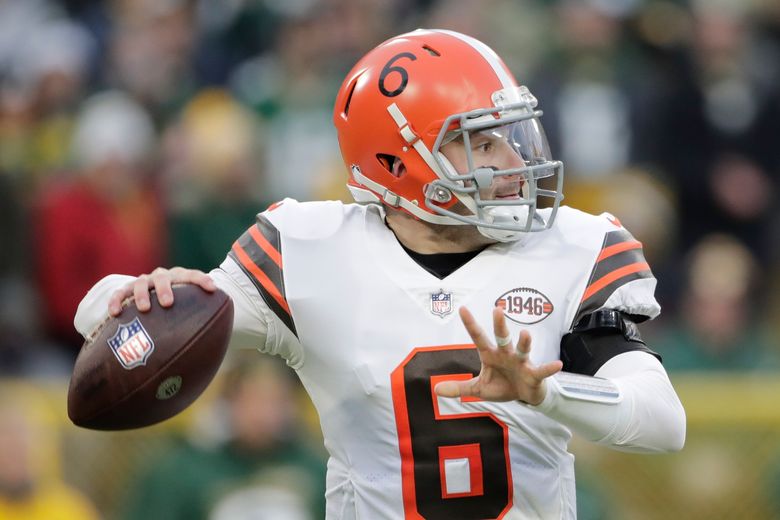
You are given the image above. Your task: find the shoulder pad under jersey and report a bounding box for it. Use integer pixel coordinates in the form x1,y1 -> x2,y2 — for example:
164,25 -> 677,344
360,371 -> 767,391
557,208 -> 660,328
261,198 -> 358,241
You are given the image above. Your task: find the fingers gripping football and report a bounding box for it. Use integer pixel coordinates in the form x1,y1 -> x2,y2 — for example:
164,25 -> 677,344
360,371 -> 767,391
109,267 -> 216,316
435,306 -> 562,405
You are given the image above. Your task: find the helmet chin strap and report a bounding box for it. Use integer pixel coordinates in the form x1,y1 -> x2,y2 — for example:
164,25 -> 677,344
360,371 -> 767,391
477,206 -> 530,242
439,155 -> 537,243
476,181 -> 533,243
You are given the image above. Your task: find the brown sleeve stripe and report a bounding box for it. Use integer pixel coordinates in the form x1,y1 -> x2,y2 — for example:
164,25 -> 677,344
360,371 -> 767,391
581,261 -> 651,302
603,228 -> 634,247
249,224 -> 282,268
574,265 -> 653,326
228,215 -> 297,337
596,240 -> 643,262
231,241 -> 290,315
234,221 -> 285,296
589,243 -> 648,284
254,215 -> 283,258
570,229 -> 653,328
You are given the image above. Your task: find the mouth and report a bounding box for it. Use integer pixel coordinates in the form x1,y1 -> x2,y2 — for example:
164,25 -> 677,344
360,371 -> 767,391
494,184 -> 522,199
492,178 -> 524,200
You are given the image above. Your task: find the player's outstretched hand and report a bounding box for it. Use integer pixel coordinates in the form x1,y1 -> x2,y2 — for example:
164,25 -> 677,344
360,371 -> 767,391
434,306 -> 563,405
108,267 -> 216,316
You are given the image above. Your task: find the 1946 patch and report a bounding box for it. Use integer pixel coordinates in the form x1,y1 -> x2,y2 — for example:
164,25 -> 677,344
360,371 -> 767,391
495,287 -> 554,325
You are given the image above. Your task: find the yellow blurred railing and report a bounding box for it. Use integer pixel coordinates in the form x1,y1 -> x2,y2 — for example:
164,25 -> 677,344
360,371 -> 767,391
572,373 -> 780,520
2,373 -> 780,519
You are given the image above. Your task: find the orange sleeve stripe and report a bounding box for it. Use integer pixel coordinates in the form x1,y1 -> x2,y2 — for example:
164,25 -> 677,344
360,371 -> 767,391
596,240 -> 643,261
231,241 -> 291,314
249,225 -> 282,268
581,262 -> 650,302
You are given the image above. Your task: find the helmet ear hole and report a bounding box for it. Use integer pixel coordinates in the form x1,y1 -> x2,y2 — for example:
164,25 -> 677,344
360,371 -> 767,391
340,78 -> 358,119
377,154 -> 404,178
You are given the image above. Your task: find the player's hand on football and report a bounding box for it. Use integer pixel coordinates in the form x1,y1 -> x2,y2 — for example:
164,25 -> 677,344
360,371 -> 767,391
108,267 -> 216,316
434,306 -> 563,406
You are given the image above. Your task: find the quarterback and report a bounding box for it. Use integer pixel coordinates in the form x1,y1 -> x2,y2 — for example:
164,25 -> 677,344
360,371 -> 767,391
74,30 -> 685,519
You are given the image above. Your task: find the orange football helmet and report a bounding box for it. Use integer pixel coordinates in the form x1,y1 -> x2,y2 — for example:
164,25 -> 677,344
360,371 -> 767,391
333,29 -> 564,241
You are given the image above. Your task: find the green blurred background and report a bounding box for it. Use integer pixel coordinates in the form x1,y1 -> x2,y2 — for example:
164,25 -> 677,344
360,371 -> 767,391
1,0 -> 779,518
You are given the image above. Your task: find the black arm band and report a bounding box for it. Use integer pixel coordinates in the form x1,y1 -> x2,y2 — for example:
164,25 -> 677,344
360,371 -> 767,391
560,309 -> 662,376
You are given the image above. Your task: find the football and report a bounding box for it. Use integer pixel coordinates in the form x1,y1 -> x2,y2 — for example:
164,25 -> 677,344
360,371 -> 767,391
67,284 -> 234,430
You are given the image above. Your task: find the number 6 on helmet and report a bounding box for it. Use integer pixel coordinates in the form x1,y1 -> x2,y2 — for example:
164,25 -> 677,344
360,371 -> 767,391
333,29 -> 564,242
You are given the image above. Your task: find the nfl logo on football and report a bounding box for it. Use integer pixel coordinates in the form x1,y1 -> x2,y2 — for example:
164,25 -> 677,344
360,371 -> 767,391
430,290 -> 453,317
107,317 -> 155,369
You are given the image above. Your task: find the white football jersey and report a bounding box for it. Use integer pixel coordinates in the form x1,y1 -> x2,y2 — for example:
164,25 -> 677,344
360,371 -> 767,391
211,199 -> 659,520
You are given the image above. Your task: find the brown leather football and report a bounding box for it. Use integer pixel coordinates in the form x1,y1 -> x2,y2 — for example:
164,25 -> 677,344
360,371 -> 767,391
67,284 -> 234,430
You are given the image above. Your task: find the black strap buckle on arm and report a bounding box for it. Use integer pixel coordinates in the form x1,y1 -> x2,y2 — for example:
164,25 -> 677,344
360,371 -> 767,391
560,309 -> 661,376
573,309 -> 644,343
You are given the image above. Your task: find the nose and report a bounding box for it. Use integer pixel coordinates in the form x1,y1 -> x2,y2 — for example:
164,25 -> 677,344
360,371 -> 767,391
498,140 -> 526,175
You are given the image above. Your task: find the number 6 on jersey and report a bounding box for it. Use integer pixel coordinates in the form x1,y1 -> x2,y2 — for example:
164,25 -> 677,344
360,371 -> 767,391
391,345 -> 513,519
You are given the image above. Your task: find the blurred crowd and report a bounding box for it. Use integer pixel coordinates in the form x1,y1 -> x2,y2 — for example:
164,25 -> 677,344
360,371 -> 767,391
1,0 -> 779,374
0,0 -> 779,517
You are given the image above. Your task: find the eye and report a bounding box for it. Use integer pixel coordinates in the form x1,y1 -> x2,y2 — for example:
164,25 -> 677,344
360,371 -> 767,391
474,140 -> 494,153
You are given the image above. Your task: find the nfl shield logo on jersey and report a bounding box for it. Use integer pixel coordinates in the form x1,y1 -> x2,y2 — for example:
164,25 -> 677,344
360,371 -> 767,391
107,317 -> 155,369
430,289 -> 453,317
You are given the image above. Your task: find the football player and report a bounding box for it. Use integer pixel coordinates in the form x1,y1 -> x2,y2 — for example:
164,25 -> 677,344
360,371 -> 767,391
75,30 -> 685,519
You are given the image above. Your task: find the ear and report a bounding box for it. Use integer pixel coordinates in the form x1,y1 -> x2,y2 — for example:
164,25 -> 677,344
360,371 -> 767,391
391,157 -> 406,178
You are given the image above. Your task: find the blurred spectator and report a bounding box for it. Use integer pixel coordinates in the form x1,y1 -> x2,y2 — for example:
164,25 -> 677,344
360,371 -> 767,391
0,12 -> 94,188
0,175 -> 28,277
0,1 -> 62,74
529,0 -> 648,180
106,0 -> 198,121
0,95 -> 73,377
17,19 -> 94,175
0,0 -> 778,514
639,1 -> 780,264
562,167 -> 681,308
230,2 -> 396,202
426,0 -> 550,77
651,233 -> 779,371
0,390 -> 99,519
33,91 -> 166,351
563,167 -> 679,267
192,0 -> 283,85
119,354 -> 326,520
0,278 -> 73,377
162,89 -> 270,271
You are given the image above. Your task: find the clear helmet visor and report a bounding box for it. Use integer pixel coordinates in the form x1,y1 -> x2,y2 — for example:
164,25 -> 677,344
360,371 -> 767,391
461,118 -> 556,184
429,104 -> 564,240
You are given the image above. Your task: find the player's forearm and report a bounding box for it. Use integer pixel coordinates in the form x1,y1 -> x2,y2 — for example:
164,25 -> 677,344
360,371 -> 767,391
72,268 -> 273,353
530,351 -> 686,453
